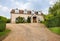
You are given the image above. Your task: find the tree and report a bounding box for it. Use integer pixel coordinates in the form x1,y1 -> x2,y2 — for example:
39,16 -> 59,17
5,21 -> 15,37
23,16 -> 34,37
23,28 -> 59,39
0,16 -> 7,23
49,1 -> 60,16
7,19 -> 11,23
0,20 -> 6,32
45,1 -> 60,27
0,16 -> 7,32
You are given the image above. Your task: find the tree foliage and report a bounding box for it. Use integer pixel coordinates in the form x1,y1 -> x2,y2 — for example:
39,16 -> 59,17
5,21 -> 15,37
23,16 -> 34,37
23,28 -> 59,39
0,16 -> 7,23
7,19 -> 11,23
27,16 -> 31,23
49,1 -> 60,16
16,16 -> 24,23
45,1 -> 60,27
0,20 -> 6,32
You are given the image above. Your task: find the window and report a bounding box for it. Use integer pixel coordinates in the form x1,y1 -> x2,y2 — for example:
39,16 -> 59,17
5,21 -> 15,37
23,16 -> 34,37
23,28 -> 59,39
15,8 -> 19,14
38,11 -> 42,14
31,10 -> 35,15
24,9 -> 27,14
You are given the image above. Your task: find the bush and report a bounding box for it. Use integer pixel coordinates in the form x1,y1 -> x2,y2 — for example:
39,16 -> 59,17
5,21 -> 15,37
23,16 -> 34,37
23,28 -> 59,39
0,20 -> 6,32
0,29 -> 11,37
45,1 -> 60,28
0,16 -> 7,23
7,19 -> 11,23
27,16 -> 31,23
16,16 -> 25,23
44,16 -> 60,28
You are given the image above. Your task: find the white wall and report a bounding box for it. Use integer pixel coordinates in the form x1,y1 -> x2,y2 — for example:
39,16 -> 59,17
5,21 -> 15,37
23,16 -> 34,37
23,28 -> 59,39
11,14 -> 31,23
11,13 -> 44,23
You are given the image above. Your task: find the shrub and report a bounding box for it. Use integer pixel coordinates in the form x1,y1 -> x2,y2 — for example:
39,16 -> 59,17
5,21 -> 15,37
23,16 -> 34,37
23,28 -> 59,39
0,20 -> 6,32
0,29 -> 11,37
45,1 -> 60,28
27,16 -> 31,23
7,19 -> 11,23
0,16 -> 7,23
44,16 -> 60,28
16,16 -> 25,23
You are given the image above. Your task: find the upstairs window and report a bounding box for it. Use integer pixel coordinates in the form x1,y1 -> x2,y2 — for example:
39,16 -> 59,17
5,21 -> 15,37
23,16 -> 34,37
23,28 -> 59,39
31,10 -> 35,15
15,8 -> 19,14
38,11 -> 41,14
24,9 -> 27,14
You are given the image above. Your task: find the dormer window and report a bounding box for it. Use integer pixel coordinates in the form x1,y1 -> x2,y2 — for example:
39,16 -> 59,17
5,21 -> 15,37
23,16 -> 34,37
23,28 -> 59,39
27,11 -> 31,14
35,11 -> 38,15
10,9 -> 15,13
15,8 -> 19,14
19,10 -> 24,14
38,11 -> 41,15
31,10 -> 35,15
24,9 -> 27,14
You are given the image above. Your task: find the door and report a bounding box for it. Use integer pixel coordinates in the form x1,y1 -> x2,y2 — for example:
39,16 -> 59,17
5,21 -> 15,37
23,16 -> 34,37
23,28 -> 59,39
33,16 -> 37,23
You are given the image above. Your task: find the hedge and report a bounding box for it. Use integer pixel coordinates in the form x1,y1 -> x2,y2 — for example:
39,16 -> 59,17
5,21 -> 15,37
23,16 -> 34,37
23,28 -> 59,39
0,20 -> 6,32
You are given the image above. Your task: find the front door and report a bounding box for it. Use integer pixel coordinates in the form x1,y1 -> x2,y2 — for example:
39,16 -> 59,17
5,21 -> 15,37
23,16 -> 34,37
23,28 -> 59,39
33,16 -> 37,23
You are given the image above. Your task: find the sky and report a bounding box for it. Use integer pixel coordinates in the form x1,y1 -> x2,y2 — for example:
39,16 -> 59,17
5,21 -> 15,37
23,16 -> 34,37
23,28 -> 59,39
0,0 -> 57,18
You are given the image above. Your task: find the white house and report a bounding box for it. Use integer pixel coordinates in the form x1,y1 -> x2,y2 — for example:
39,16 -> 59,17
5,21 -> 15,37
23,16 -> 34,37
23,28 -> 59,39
10,8 -> 44,23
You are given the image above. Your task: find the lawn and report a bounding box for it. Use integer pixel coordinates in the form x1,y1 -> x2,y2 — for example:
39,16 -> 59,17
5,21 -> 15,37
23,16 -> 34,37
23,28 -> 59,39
49,27 -> 60,35
0,29 -> 11,37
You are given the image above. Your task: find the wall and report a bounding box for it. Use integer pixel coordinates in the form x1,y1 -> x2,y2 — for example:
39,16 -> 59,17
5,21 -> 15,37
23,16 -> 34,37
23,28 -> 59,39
11,13 -> 44,23
11,14 -> 31,23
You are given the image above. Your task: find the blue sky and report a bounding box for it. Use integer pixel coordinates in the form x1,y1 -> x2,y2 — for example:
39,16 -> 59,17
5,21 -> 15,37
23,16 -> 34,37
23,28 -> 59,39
0,0 -> 57,18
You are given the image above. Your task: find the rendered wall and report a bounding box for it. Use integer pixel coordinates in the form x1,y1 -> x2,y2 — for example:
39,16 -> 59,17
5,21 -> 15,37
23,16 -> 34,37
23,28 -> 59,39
11,13 -> 44,23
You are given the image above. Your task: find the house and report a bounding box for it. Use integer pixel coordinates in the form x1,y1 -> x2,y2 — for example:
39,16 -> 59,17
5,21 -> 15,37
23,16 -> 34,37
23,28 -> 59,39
10,8 -> 44,23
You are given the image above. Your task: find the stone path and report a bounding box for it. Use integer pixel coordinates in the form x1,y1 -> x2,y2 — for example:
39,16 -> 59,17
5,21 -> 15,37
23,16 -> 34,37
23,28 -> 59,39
3,23 -> 60,41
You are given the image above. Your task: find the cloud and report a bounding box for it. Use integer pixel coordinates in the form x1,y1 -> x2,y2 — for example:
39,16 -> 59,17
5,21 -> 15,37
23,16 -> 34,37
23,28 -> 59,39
0,5 -> 9,12
0,5 -> 10,18
49,0 -> 57,5
10,0 -> 32,10
20,2 -> 32,10
0,0 -> 58,18
42,0 -> 57,14
11,0 -> 15,2
27,0 -> 37,2
2,7 -> 9,12
43,8 -> 49,14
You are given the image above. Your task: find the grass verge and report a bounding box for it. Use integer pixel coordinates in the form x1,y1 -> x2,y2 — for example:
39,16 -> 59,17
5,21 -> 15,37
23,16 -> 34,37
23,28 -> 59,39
49,27 -> 60,35
0,29 -> 11,41
0,29 -> 11,37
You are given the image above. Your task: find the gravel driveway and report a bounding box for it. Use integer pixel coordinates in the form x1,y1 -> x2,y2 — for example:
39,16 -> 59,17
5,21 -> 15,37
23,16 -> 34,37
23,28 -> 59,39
3,23 -> 60,41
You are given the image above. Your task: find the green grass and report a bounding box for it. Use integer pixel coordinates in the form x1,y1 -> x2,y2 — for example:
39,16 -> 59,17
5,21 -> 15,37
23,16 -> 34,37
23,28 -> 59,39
0,29 -> 11,37
49,27 -> 60,35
